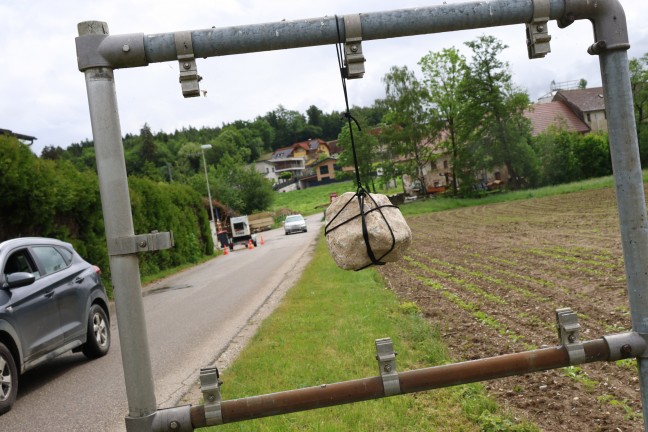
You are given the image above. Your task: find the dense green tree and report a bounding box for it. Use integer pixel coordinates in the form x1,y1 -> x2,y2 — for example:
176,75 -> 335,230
209,154 -> 274,214
209,126 -> 251,164
459,35 -> 537,190
419,47 -> 467,195
630,53 -> 648,166
336,113 -> 380,192
306,105 -> 323,127
41,145 -> 65,160
532,126 -> 611,186
263,105 -> 307,149
380,65 -> 439,194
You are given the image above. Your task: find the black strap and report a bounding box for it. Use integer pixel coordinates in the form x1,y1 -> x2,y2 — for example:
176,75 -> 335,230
325,17 -> 398,270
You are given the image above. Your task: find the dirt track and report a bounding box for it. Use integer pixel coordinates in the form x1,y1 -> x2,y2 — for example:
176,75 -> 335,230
378,188 -> 643,431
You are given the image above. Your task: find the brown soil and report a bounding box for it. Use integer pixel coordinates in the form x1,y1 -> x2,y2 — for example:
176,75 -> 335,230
378,188 -> 644,431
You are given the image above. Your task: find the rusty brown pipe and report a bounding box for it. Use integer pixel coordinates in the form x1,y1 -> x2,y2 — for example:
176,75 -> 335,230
189,338 -> 612,427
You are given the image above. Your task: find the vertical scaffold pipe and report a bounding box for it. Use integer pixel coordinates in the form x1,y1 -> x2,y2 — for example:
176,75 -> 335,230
599,47 -> 648,432
77,21 -> 158,431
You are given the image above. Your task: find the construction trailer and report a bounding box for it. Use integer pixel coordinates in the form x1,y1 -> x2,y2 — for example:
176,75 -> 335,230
75,1 -> 648,430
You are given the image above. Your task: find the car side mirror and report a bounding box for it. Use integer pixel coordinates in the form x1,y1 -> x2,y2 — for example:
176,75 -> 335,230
6,272 -> 36,288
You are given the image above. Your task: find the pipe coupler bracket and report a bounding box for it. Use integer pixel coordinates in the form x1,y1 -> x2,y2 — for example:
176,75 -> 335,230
343,14 -> 365,79
151,405 -> 193,432
175,31 -> 202,98
526,0 -> 551,59
200,367 -> 223,426
107,231 -> 174,256
375,338 -> 400,396
555,308 -> 586,365
603,332 -> 648,361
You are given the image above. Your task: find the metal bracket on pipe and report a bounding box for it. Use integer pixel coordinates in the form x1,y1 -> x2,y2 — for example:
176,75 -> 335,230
603,332 -> 648,361
375,338 -> 400,396
343,14 -> 365,79
152,406 -> 193,432
200,367 -> 223,425
107,231 -> 174,256
555,308 -> 586,365
175,31 -> 202,98
526,0 -> 551,59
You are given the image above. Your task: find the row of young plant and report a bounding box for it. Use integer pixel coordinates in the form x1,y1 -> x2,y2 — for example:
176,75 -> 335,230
395,242 -> 639,421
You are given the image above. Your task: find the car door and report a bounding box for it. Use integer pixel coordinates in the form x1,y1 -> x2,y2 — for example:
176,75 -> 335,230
1,248 -> 62,362
30,245 -> 86,341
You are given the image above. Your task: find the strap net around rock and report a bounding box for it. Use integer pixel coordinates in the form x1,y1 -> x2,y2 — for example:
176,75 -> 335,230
323,16 -> 399,270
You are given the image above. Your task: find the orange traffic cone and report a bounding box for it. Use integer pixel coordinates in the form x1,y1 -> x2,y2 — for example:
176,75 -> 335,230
260,236 -> 265,245
248,239 -> 254,250
223,246 -> 229,255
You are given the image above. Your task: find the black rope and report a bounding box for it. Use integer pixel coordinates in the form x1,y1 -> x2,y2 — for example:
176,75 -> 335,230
324,17 -> 399,270
334,16 -> 364,190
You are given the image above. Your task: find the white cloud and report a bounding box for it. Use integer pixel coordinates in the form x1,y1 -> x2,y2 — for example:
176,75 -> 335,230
1,0 -> 646,154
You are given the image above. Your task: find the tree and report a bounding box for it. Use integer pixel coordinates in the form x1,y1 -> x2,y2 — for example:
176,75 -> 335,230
263,105 -> 307,149
630,53 -> 648,166
336,113 -> 379,192
531,126 -> 578,185
419,47 -> 467,195
210,154 -> 274,214
459,35 -> 537,190
380,65 -> 439,194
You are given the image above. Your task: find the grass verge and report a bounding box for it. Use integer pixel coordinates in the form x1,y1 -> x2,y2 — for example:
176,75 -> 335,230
398,175 -> 622,217
210,236 -> 538,431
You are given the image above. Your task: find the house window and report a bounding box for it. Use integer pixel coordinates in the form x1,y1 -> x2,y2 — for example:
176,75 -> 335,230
494,171 -> 501,181
320,165 -> 329,175
443,160 -> 449,169
587,113 -> 591,122
265,168 -> 269,173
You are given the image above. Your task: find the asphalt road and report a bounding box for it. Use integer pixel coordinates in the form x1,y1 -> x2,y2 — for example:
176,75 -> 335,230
0,213 -> 324,431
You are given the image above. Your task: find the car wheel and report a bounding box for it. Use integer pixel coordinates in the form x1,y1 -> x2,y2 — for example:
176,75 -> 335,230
0,342 -> 18,415
82,305 -> 110,359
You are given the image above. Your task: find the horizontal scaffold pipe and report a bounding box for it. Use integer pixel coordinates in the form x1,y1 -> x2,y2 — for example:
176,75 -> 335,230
188,338 -> 617,427
89,0 -> 556,70
147,0 -> 536,62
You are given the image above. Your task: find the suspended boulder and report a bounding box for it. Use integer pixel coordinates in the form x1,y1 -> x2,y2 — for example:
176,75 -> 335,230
325,192 -> 412,271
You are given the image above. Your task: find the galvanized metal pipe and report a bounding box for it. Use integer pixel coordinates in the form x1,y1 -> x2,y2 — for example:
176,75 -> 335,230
599,47 -> 648,431
85,0 -> 581,71
78,22 -> 158,430
188,339 -> 615,427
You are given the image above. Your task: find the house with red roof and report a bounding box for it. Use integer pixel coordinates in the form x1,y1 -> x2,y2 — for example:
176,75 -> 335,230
524,86 -> 607,136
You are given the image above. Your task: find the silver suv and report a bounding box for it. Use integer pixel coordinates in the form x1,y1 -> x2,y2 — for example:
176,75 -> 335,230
0,237 -> 110,414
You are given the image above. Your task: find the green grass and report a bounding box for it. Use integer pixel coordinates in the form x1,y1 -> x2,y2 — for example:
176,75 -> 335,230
210,236 -> 537,431
272,181 -> 355,216
270,172 -> 647,219
398,175 -> 623,217
272,180 -> 404,217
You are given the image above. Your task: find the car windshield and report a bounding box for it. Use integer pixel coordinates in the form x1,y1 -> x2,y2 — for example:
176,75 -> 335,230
286,216 -> 303,223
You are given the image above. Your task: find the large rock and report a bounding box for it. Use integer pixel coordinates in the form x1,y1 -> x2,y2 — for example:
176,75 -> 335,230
325,192 -> 412,270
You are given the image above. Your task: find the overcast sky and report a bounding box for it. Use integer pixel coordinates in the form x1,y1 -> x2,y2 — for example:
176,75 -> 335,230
2,0 -> 647,155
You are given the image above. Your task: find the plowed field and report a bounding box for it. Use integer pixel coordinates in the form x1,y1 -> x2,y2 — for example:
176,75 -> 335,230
378,188 -> 643,431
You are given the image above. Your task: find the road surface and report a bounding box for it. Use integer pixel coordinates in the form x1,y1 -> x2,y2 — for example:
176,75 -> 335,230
0,214 -> 324,431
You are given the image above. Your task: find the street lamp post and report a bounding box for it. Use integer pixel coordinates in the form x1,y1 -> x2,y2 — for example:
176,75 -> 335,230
201,144 -> 216,225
